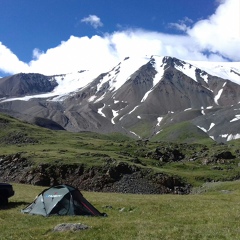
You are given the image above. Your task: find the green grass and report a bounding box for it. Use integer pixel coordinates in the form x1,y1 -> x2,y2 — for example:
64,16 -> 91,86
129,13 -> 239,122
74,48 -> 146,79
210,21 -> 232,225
151,121 -> 214,145
0,114 -> 134,165
158,162 -> 240,187
1,182 -> 240,240
1,113 -> 240,239
129,120 -> 153,139
1,113 -> 240,187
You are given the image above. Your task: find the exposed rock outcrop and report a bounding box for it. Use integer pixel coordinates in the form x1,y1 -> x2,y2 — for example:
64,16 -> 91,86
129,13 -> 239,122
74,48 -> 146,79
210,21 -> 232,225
0,153 -> 190,194
0,73 -> 58,98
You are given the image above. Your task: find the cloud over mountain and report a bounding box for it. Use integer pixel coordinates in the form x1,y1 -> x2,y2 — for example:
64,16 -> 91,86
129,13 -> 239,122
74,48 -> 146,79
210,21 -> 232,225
187,0 -> 240,61
0,0 -> 239,76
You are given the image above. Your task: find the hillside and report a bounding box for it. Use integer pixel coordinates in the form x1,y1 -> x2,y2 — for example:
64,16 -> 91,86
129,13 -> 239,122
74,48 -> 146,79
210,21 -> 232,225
0,113 -> 240,193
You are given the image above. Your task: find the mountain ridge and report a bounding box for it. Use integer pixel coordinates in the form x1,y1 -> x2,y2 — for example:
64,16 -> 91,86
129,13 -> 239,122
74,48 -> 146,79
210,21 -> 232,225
0,56 -> 239,143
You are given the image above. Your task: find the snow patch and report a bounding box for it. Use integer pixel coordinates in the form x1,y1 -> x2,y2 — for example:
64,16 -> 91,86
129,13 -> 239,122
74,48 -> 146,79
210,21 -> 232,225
217,133 -> 240,141
98,104 -> 106,117
208,123 -> 215,131
230,114 -> 240,122
141,90 -> 152,102
188,61 -> 240,85
197,123 -> 215,132
88,95 -> 97,102
200,72 -> 209,83
94,92 -> 106,103
197,126 -> 207,133
174,62 -> 197,82
214,88 -> 223,105
130,131 -> 141,139
155,130 -> 163,135
227,134 -> 240,141
210,136 -> 215,140
128,106 -> 139,115
97,56 -> 149,93
141,56 -> 165,102
221,134 -> 228,138
2,70 -> 100,103
111,109 -> 118,124
157,117 -> 163,126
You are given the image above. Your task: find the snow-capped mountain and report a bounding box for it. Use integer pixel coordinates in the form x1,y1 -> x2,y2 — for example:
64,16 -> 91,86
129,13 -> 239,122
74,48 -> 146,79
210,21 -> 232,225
0,56 -> 239,143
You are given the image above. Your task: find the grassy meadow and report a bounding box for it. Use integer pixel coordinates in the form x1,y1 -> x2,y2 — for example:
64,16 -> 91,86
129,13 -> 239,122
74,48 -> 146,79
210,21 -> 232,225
1,182 -> 240,240
1,113 -> 240,239
1,113 -> 240,187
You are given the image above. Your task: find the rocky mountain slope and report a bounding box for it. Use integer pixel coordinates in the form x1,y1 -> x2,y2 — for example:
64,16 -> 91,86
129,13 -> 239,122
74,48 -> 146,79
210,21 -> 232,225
0,56 -> 239,143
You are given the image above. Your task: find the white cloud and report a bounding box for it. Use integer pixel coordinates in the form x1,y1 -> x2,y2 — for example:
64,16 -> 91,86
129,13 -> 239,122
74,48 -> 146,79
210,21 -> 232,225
0,42 -> 29,74
0,0 -> 239,76
187,0 -> 240,60
169,17 -> 193,32
81,15 -> 103,29
215,0 -> 226,4
169,23 -> 189,32
32,48 -> 43,59
0,31 -> 224,76
107,29 -> 207,62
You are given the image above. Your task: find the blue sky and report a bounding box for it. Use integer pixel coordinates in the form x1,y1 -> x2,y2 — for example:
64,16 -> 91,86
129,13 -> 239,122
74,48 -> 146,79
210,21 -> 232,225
0,0 -> 239,76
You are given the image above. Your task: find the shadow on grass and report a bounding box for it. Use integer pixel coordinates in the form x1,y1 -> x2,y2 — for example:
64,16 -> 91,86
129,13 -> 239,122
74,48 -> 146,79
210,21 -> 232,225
0,201 -> 30,210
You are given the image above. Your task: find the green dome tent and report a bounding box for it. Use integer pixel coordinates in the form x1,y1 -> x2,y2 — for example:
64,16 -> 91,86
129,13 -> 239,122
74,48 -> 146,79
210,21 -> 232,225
21,184 -> 105,217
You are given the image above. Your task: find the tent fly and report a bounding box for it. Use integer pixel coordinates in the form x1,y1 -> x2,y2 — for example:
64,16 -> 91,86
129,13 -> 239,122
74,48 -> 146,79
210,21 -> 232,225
21,184 -> 106,217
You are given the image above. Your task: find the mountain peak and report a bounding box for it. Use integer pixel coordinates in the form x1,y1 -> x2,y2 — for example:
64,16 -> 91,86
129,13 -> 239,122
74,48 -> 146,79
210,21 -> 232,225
0,56 -> 239,143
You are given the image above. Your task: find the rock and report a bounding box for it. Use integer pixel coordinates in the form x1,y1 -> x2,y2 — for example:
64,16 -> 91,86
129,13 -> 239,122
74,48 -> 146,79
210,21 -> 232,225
220,190 -> 231,194
0,153 -> 191,194
147,146 -> 185,162
211,166 -> 223,170
214,151 -> 235,160
53,223 -> 89,232
202,151 -> 236,165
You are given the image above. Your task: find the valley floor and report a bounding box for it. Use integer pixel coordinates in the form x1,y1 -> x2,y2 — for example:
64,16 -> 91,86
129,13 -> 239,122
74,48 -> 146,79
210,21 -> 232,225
1,181 -> 240,240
